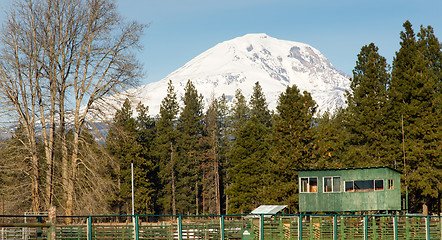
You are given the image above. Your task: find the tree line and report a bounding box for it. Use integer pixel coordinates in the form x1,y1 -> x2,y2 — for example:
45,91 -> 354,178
104,21 -> 440,215
0,4 -> 440,217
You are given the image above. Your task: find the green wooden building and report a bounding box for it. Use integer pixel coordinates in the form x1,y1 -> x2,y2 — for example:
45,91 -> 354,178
298,166 -> 401,213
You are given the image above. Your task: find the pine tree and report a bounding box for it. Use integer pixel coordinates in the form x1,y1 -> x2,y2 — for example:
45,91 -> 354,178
224,90 -> 249,213
176,80 -> 204,214
227,117 -> 271,213
312,110 -> 347,169
133,103 -> 157,214
154,80 -> 179,215
389,21 -> 441,213
270,85 -> 316,212
227,84 -> 272,214
230,89 -> 250,137
343,43 -> 391,167
200,95 -> 227,215
250,81 -> 272,127
106,99 -> 140,215
106,99 -> 157,214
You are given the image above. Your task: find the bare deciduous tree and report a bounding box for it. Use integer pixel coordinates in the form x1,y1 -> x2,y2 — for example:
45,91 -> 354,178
0,0 -> 145,215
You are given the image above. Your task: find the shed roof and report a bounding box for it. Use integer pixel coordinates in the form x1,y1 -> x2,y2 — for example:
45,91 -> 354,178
250,205 -> 287,215
296,166 -> 402,174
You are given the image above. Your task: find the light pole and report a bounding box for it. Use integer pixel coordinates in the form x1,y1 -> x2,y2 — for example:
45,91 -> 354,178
131,161 -> 135,217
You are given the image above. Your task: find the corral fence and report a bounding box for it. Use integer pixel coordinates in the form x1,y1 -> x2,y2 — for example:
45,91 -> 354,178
0,213 -> 441,240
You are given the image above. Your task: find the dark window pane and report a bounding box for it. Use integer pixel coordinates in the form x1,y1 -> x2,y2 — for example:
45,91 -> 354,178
354,180 -> 374,192
375,180 -> 384,190
345,181 -> 354,192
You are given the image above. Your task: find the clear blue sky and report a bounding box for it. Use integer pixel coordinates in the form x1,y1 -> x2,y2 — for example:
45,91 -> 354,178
1,0 -> 442,85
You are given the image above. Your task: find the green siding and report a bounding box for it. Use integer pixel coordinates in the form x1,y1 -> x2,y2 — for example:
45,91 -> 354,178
298,167 -> 401,212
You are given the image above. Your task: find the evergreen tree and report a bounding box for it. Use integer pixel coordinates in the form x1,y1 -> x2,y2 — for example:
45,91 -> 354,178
343,43 -> 391,167
106,99 -> 156,214
106,99 -> 138,214
227,117 -> 271,213
200,95 -> 228,215
227,84 -> 272,214
230,89 -> 250,137
389,21 -> 441,213
249,81 -> 272,127
154,80 -> 179,215
312,110 -> 347,169
134,103 -> 157,214
270,85 -> 316,212
224,90 -> 249,213
176,80 -> 204,214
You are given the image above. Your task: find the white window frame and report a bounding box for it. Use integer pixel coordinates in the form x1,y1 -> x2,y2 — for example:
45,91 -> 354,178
323,176 -> 341,193
388,179 -> 394,190
299,177 -> 318,193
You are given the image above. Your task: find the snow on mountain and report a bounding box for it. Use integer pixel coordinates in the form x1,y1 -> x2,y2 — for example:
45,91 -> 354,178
99,33 -> 351,119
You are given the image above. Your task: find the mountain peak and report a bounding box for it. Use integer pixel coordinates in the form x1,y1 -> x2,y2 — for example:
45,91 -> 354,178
239,33 -> 270,39
102,34 -> 351,119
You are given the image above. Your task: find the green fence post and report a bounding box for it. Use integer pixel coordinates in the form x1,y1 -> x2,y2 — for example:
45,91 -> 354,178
220,215 -> 225,240
87,216 -> 92,240
134,215 -> 139,240
440,214 -> 442,240
298,214 -> 302,240
364,215 -> 368,240
333,215 -> 337,240
178,215 -> 182,240
394,215 -> 398,240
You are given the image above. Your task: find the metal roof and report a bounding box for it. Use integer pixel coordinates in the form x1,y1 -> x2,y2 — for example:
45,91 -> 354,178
250,205 -> 287,215
296,166 -> 402,174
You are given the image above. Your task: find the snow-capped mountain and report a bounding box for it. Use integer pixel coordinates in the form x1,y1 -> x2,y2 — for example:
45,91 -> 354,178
101,33 -> 351,118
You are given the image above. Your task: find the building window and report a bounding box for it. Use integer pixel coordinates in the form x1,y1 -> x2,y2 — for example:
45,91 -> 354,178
300,177 -> 318,193
388,179 -> 393,190
345,181 -> 354,192
375,180 -> 384,191
323,177 -> 341,192
354,180 -> 374,192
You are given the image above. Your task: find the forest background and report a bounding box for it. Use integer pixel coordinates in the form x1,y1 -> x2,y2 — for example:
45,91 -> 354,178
0,0 -> 440,217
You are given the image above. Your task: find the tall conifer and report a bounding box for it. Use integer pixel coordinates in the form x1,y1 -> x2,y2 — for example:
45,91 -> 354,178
176,80 -> 204,214
250,82 -> 272,127
270,85 -> 316,212
154,80 -> 179,215
343,43 -> 391,167
389,21 -> 441,213
227,83 -> 272,213
106,99 -> 156,214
